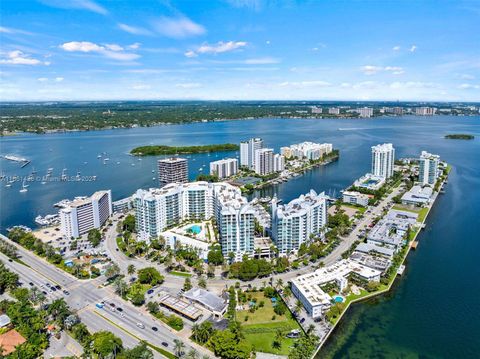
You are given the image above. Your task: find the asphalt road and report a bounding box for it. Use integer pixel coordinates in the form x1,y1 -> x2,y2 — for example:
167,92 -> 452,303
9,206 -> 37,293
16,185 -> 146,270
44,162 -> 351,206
0,233 -> 211,358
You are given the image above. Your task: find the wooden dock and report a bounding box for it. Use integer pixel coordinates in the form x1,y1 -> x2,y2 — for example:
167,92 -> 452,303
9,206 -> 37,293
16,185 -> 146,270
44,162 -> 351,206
411,241 -> 419,249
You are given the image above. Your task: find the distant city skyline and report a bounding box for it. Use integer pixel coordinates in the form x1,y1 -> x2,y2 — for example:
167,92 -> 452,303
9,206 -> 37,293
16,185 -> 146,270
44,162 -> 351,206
1,0 -> 479,101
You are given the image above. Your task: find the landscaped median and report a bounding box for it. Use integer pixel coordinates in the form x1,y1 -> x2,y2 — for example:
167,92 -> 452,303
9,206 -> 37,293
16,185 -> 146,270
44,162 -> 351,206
93,310 -> 176,359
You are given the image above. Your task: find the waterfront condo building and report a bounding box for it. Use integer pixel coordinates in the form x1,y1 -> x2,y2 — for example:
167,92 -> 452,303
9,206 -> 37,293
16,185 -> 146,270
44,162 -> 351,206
271,190 -> 328,255
371,143 -> 395,179
133,181 -> 254,260
281,142 -> 333,160
157,157 -> 188,187
209,158 -> 238,179
59,190 -> 112,238
254,148 -> 275,175
273,154 -> 286,172
240,137 -> 263,169
419,151 -> 440,185
356,107 -> 374,118
416,107 -> 437,116
328,107 -> 340,115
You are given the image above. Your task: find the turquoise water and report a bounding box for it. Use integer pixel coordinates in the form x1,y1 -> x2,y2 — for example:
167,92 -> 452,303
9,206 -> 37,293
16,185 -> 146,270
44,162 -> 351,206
1,116 -> 479,357
334,296 -> 345,303
189,225 -> 202,234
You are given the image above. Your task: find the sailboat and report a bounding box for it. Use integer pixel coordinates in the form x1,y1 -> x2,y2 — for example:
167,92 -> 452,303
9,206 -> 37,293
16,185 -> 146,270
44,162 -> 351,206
19,178 -> 28,193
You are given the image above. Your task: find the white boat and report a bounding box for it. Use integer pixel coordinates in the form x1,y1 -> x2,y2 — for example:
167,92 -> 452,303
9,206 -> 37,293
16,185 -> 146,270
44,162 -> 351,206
97,154 -> 102,159
61,168 -> 67,181
151,170 -> 155,173
116,161 -> 120,164
5,183 -> 11,188
19,178 -> 28,193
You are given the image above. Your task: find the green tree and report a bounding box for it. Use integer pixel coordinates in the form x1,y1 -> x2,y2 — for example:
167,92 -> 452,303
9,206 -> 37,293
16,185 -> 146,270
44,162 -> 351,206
209,330 -> 251,359
105,262 -> 120,279
173,339 -> 185,357
207,247 -> 224,265
92,331 -> 123,358
87,228 -> 102,247
127,264 -> 136,275
118,342 -> 153,359
137,267 -> 164,285
123,214 -> 136,233
183,277 -> 192,291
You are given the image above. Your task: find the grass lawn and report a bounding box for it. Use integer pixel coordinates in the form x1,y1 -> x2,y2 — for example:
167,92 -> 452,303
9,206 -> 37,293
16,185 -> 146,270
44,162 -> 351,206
417,207 -> 429,222
126,282 -> 151,299
392,204 -> 429,222
169,270 -> 192,277
340,203 -> 367,214
237,292 -> 301,355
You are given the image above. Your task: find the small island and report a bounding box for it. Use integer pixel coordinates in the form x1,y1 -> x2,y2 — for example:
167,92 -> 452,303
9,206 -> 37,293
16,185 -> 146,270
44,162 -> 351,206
444,134 -> 475,140
130,143 -> 239,156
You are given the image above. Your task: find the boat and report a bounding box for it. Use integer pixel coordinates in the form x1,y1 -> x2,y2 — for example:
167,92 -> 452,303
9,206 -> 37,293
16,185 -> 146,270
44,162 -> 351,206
97,154 -> 102,159
116,161 -> 120,165
2,154 -> 28,163
131,163 -> 135,166
19,178 -> 28,193
5,183 -> 11,188
31,167 -> 37,174
35,214 -> 59,226
61,168 -> 67,181
76,171 -> 81,180
151,170 -> 155,173
152,177 -> 156,180
103,158 -> 110,164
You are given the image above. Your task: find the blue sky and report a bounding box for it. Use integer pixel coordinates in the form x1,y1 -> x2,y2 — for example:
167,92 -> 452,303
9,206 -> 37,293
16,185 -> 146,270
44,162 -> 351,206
1,0 -> 479,101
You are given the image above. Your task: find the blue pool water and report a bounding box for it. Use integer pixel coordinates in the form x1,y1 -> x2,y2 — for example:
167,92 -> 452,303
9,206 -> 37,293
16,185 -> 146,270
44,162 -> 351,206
189,225 -> 202,234
334,296 -> 345,303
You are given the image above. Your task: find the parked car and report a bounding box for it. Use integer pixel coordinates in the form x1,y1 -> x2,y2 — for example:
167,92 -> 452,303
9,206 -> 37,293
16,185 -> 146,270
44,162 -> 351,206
151,327 -> 158,332
136,323 -> 145,329
161,342 -> 169,347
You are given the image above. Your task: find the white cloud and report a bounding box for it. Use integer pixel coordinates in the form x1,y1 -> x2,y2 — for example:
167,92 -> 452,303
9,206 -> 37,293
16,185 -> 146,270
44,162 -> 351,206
60,41 -> 140,61
176,83 -> 202,89
244,57 -> 279,64
0,26 -> 33,35
458,74 -> 475,80
128,43 -> 141,50
361,65 -> 404,75
227,0 -> 264,11
185,41 -> 247,57
279,81 -> 331,88
55,77 -> 64,82
61,41 -> 103,52
37,77 -> 48,82
105,44 -> 123,52
458,83 -> 480,89
393,45 -> 401,51
409,45 -> 417,52
39,0 -> 108,15
152,16 -> 206,39
131,84 -> 151,90
390,81 -> 438,89
117,23 -> 152,36
0,50 -> 48,65
184,50 -> 198,58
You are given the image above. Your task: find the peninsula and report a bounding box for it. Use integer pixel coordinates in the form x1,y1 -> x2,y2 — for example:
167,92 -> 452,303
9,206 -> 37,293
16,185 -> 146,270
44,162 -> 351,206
444,133 -> 475,140
130,143 -> 239,156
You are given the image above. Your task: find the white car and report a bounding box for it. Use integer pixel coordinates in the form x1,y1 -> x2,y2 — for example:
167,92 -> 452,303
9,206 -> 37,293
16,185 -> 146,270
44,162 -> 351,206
136,323 -> 145,329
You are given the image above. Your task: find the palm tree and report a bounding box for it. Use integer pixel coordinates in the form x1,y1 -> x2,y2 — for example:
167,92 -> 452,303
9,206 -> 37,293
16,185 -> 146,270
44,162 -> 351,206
307,324 -> 316,336
186,348 -> 198,359
295,300 -> 303,314
173,339 -> 185,357
275,278 -> 283,289
127,264 -> 136,275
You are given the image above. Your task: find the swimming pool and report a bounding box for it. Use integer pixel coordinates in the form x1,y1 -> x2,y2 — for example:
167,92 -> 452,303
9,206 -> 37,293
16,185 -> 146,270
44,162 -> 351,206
189,225 -> 202,234
333,295 -> 345,303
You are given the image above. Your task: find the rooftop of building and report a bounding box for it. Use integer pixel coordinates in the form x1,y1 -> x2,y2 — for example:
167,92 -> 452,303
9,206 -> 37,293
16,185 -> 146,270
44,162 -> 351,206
276,189 -> 326,217
291,259 -> 382,306
371,143 -> 394,152
354,242 -> 395,258
0,329 -> 26,356
183,288 -> 227,313
60,190 -> 110,210
158,157 -> 187,164
401,185 -> 433,203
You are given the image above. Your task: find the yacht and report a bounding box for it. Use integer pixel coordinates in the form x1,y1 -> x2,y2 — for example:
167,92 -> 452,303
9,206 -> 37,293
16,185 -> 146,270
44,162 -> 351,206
61,168 -> 67,181
19,178 -> 28,193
